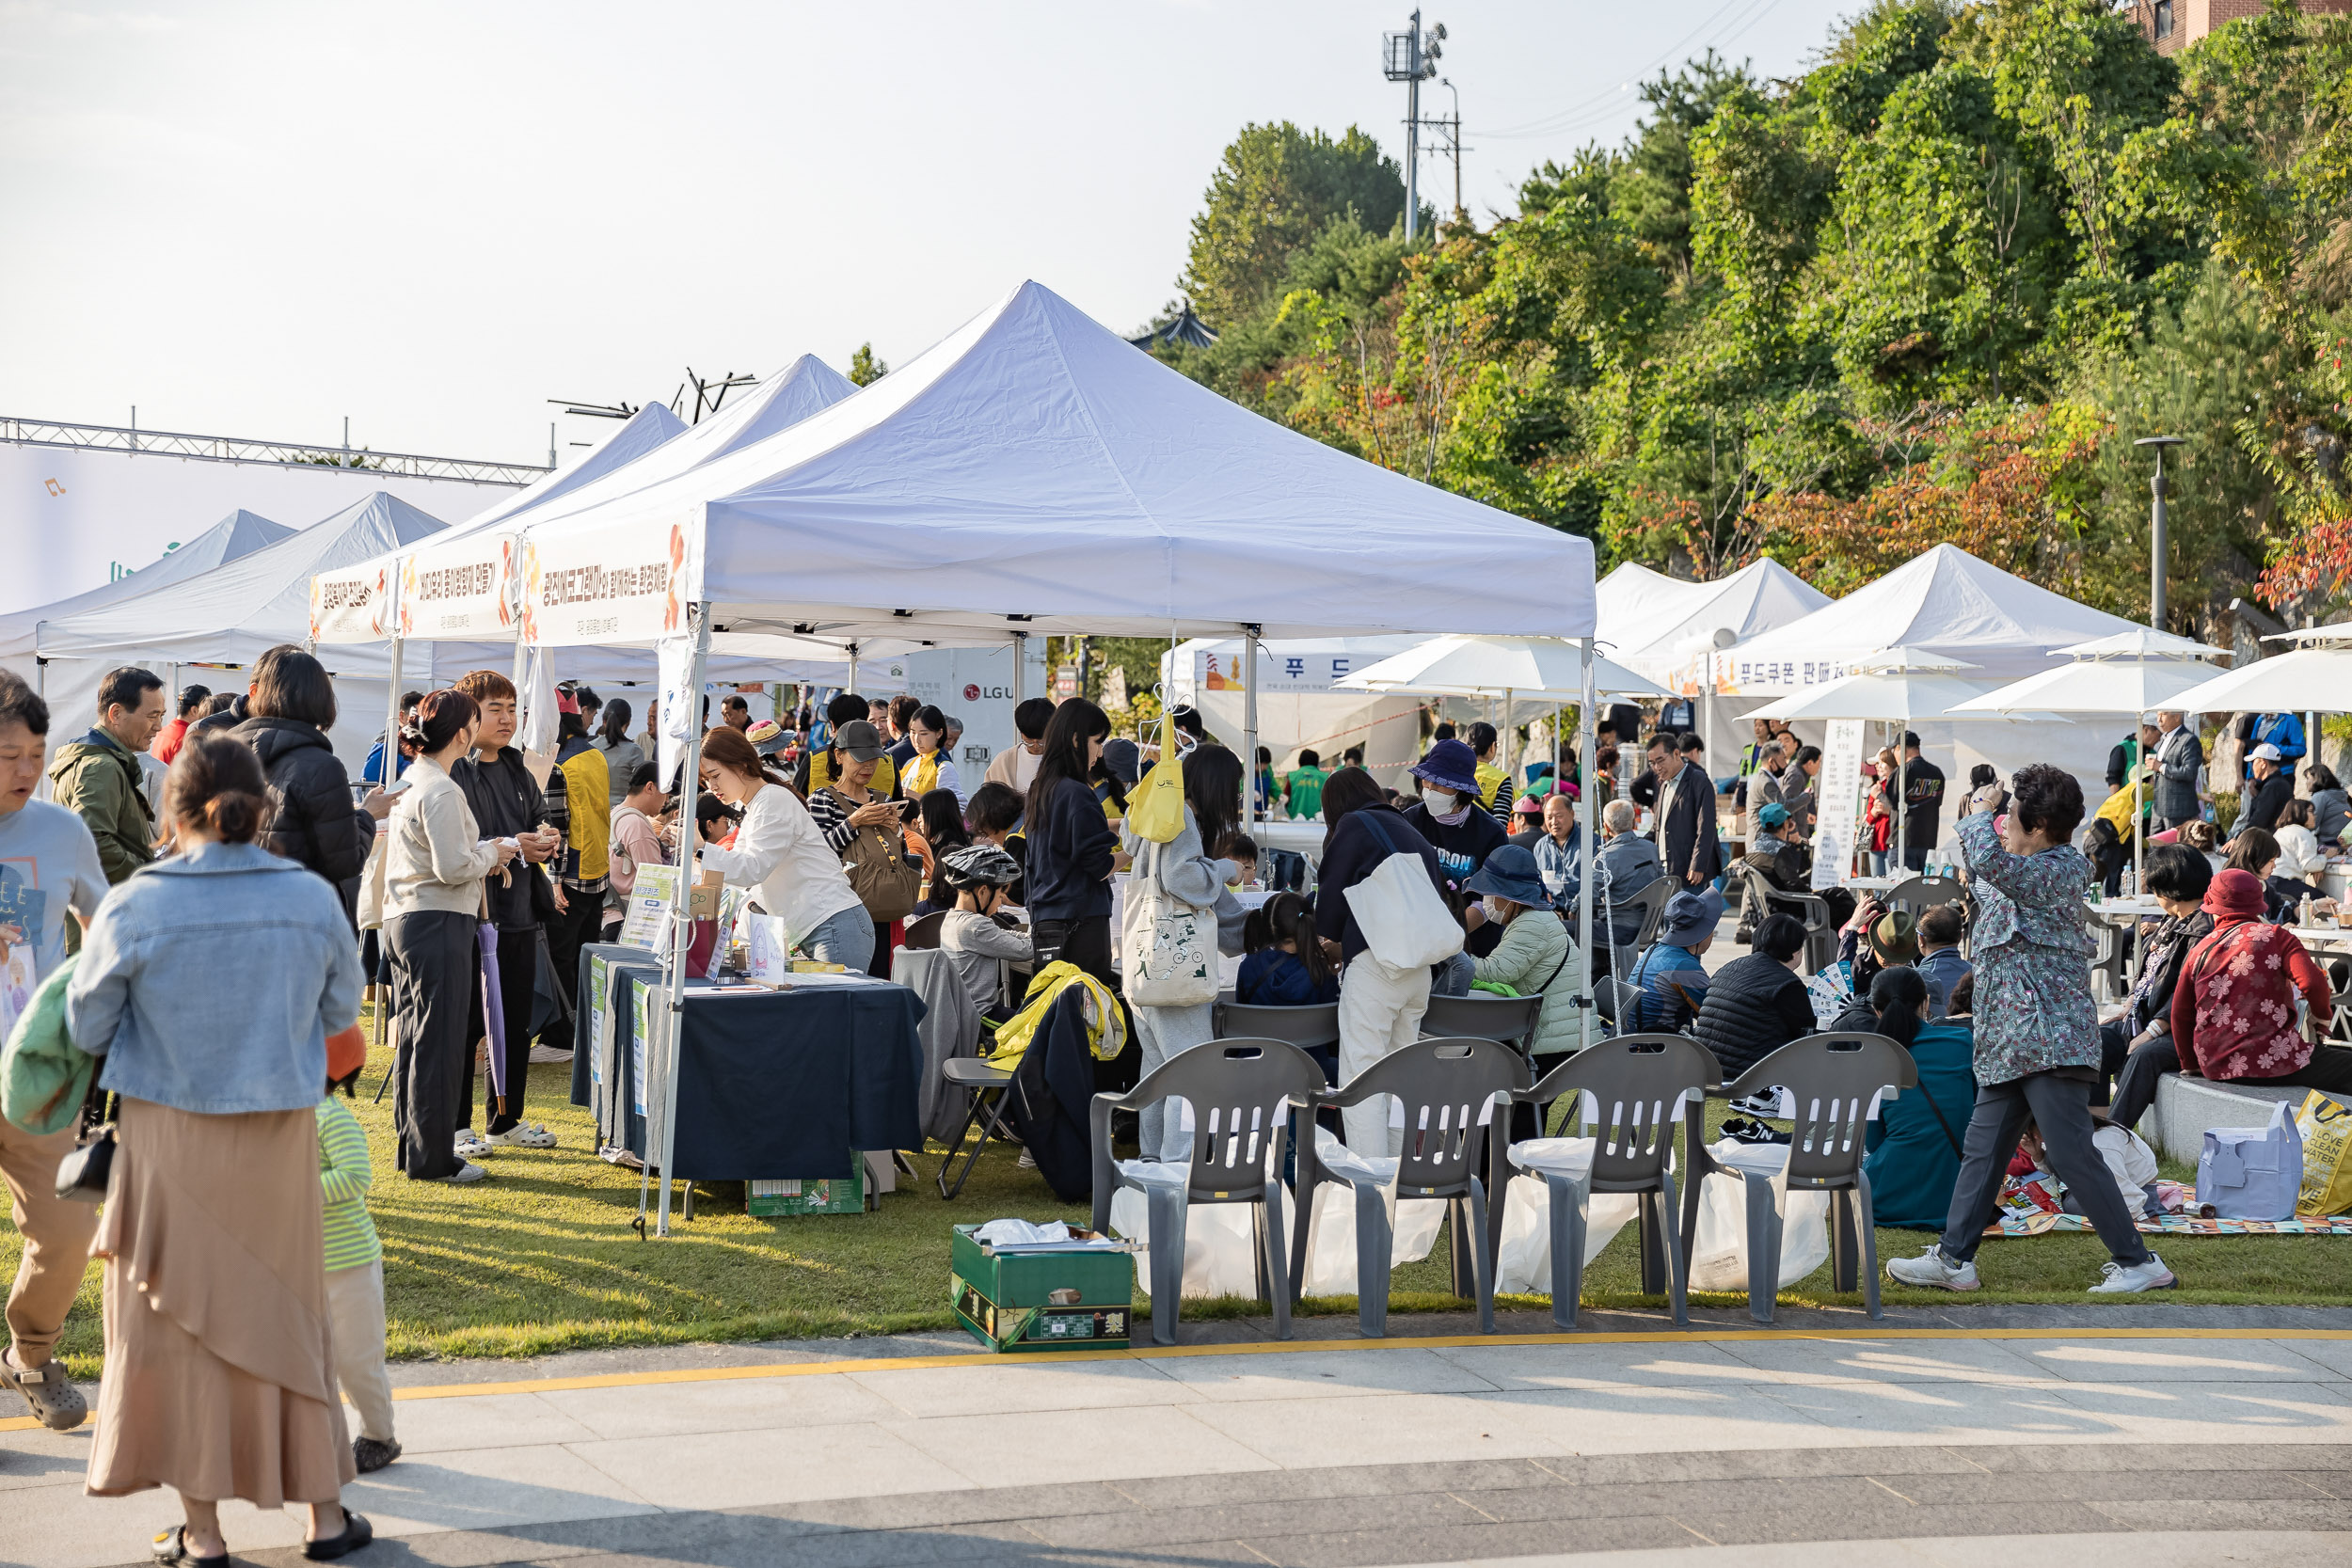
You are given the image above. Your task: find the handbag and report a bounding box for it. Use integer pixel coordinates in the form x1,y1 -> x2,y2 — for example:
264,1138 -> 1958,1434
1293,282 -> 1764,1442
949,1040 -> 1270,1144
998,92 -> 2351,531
825,791 -> 921,924
2198,1098 -> 2303,1221
1126,707 -> 1187,845
1123,847 -> 1219,1007
1343,811 -> 1466,971
54,1070 -> 117,1203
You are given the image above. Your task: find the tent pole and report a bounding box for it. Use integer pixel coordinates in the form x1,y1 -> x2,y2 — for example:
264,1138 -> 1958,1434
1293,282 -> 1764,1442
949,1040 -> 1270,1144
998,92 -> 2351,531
847,641 -> 859,694
1578,640 -> 1596,1052
33,657 -> 41,699
374,638 -> 404,1053
654,603 -> 713,1240
1897,717 -> 1906,879
1242,625 -> 1260,832
1010,631 -> 1026,708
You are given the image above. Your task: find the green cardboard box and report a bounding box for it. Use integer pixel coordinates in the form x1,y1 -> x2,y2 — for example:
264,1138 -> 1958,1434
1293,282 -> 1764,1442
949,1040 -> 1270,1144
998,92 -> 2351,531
748,1161 -> 870,1217
950,1224 -> 1134,1353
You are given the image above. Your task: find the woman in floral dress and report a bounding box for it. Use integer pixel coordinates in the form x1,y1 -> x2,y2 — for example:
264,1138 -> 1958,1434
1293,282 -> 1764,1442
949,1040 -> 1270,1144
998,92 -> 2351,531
1888,764 -> 2177,1294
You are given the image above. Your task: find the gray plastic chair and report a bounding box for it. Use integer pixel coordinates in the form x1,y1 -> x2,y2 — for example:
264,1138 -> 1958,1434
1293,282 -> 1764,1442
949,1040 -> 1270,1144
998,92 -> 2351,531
1503,1035 -> 1719,1328
1609,876 -> 1677,976
1213,1001 -> 1342,1051
1089,1037 -> 1327,1346
1677,1033 -> 1918,1323
1420,992 -> 1545,1057
901,910 -> 948,950
1297,1037 -> 1528,1337
1731,862 -> 1838,974
933,1056 -> 1015,1199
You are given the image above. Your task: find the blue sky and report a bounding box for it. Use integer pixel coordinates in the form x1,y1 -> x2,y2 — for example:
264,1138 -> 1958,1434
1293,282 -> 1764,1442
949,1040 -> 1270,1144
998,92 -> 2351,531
0,0 -> 1857,464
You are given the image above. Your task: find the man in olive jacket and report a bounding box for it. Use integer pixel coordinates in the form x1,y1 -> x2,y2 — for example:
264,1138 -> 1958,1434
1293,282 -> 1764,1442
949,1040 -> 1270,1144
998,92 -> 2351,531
46,667 -> 167,907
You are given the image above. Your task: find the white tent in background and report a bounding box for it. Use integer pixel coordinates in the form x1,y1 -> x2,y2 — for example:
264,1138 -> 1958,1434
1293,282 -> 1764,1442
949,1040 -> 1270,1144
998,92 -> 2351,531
464,402 -> 687,536
34,493 -> 448,763
1714,544 -> 2142,834
1,508 -> 293,678
1597,559 -> 1828,687
1162,634 -> 1429,785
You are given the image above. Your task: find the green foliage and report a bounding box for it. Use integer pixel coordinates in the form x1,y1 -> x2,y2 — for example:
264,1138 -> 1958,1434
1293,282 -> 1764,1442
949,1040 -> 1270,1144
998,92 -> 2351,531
1155,0 -> 2352,624
848,342 -> 887,386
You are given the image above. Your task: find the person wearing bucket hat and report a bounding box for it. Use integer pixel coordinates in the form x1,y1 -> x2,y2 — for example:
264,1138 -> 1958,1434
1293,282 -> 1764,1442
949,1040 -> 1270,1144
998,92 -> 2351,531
1464,846 -> 1580,1063
1627,886 -> 1722,1031
745,719 -> 790,759
1869,909 -> 1920,966
1402,737 -> 1508,887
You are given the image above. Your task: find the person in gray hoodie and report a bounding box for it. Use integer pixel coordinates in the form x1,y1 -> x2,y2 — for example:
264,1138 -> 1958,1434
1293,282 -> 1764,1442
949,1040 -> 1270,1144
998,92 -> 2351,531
1120,746 -> 1248,1162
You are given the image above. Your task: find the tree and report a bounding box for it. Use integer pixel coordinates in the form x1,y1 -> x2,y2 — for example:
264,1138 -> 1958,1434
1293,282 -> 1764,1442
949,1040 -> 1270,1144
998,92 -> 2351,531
849,343 -> 888,387
1180,123 -> 1410,329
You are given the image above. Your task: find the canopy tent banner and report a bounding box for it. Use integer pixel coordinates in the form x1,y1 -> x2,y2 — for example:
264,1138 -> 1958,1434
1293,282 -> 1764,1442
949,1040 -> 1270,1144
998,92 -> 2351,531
1710,545 -> 2137,694
1158,635 -> 1423,779
312,358 -> 861,647
1595,559 -> 1827,690
0,508 -> 291,672
498,281 -> 1596,649
1167,635 -> 1425,705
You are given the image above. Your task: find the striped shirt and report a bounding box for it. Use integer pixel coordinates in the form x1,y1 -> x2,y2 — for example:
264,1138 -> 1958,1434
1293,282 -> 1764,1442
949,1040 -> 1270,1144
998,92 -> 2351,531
317,1095 -> 382,1272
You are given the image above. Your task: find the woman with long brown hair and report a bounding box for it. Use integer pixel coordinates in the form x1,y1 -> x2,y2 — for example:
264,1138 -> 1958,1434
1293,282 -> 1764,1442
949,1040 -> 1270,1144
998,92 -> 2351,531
698,723 -> 872,971
68,735 -> 373,1560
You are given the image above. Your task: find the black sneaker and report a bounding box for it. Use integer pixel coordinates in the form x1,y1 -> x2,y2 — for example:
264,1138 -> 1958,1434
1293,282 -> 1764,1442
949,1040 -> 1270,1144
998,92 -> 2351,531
353,1436 -> 402,1473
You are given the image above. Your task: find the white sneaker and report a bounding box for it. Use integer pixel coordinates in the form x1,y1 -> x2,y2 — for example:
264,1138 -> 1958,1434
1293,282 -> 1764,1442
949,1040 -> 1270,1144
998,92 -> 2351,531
437,1162 -> 488,1184
1886,1244 -> 1979,1291
2089,1255 -> 2176,1293
485,1123 -> 557,1149
1016,1148 -> 1037,1170
527,1045 -> 572,1065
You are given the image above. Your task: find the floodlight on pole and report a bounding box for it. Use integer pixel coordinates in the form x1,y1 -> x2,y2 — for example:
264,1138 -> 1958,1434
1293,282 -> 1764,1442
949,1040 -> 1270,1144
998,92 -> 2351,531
1383,9 -> 1444,242
2134,435 -> 2185,631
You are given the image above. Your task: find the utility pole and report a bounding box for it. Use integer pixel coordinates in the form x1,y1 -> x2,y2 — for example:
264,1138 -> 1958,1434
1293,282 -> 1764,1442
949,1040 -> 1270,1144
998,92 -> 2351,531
1384,10 -> 1445,242
2135,436 -> 2185,631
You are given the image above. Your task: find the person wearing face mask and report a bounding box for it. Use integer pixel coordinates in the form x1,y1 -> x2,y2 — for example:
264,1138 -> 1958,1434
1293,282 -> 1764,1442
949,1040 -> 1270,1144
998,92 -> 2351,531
1399,738 -> 1508,885
1462,846 -> 1579,1092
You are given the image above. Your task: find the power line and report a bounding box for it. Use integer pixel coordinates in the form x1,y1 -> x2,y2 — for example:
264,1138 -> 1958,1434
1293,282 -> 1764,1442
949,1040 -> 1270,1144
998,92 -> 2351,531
1474,0 -> 1787,142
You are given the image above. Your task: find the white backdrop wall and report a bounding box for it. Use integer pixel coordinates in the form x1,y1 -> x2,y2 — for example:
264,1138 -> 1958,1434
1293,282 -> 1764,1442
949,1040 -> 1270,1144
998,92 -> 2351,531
0,442 -> 523,615
855,643 -> 1052,788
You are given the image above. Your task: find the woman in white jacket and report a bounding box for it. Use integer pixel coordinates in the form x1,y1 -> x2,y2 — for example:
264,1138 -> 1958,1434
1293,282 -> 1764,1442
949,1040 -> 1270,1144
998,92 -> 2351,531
695,726 -> 873,971
1120,746 -> 1248,1162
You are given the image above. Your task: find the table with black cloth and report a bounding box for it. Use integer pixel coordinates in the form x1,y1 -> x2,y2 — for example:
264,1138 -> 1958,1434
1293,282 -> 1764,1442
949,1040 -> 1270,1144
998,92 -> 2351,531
569,942 -> 926,1181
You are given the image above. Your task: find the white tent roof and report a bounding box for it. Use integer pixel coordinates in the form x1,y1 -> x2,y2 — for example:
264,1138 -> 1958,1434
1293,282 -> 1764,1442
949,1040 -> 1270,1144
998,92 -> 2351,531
1596,559 -> 1827,686
469,402 -> 687,535
506,280 -> 1597,647
0,509 -> 292,662
1710,544 -> 2137,693
38,492 -> 447,671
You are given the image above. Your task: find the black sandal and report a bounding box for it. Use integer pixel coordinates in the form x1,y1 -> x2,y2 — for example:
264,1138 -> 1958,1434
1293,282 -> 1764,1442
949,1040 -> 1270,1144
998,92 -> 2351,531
304,1511 -> 373,1561
151,1526 -> 229,1567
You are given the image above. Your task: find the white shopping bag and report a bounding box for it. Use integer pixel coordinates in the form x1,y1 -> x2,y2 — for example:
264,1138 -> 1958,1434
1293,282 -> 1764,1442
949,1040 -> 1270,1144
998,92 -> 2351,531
1296,1128 -> 1446,1297
1106,1177 -> 1268,1300
1492,1173 -> 1643,1296
1685,1140 -> 1832,1293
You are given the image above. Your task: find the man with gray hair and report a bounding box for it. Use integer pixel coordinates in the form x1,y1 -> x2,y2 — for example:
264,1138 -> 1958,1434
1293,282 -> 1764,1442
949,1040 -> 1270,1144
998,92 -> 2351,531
1595,797 -> 1665,967
2151,709 -> 2202,832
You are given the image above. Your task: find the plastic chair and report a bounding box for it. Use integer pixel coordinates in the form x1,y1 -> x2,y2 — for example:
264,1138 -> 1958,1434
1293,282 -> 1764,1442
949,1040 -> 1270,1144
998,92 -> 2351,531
1089,1037 -> 1327,1345
1504,1034 -> 1720,1329
902,911 -> 948,951
1212,1001 -> 1342,1052
1298,1037 -> 1528,1337
1420,992 -> 1545,1057
1620,876 -> 1677,965
1677,1033 -> 1917,1323
1731,863 -> 1838,975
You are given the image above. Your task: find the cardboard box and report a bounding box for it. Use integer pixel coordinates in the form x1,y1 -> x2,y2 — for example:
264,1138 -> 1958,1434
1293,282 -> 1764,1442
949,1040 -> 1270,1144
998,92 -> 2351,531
949,1224 -> 1133,1354
747,1161 -> 871,1217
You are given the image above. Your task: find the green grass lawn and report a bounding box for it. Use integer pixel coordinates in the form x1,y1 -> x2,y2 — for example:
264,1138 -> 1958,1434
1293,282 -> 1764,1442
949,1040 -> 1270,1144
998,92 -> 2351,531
9,1036 -> 2351,1380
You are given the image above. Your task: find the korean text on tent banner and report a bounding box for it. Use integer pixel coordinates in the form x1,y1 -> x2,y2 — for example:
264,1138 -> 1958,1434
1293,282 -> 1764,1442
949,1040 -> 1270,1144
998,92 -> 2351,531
1810,718 -> 1867,892
308,560 -> 396,644
519,515 -> 697,647
389,534 -> 516,641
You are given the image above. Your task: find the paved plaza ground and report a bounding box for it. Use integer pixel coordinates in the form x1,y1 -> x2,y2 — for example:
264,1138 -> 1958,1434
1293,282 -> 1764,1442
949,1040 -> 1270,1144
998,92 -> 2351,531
7,1307 -> 2352,1567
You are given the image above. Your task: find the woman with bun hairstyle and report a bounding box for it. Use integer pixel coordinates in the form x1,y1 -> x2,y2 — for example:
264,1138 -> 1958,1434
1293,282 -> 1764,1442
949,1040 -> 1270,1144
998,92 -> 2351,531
66,735 -> 373,1561
381,689 -> 517,1186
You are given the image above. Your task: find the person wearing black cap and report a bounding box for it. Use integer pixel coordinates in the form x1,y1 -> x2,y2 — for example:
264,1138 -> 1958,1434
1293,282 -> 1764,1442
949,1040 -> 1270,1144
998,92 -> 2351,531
797,692 -> 898,800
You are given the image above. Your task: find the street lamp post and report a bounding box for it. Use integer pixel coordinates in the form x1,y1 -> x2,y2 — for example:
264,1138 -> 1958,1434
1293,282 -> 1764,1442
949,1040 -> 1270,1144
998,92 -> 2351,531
2134,436 -> 2185,632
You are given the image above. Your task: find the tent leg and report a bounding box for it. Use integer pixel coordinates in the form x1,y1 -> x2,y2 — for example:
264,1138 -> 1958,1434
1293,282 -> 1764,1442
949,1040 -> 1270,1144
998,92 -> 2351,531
652,605 -> 714,1240
1010,630 -> 1026,709
1579,639 -> 1596,1053
1242,625 -> 1260,833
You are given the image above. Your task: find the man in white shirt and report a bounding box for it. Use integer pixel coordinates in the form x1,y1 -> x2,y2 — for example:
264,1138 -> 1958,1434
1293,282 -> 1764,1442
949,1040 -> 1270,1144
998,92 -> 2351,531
983,698 -> 1054,795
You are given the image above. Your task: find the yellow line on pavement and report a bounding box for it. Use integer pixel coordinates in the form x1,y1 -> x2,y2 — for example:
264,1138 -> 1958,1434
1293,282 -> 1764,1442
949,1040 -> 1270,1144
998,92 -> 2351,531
6,1323 -> 2345,1432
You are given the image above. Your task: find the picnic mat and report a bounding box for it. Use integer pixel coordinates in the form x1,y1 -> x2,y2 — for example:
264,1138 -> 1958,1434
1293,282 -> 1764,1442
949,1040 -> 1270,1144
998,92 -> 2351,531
1980,1172 -> 2352,1237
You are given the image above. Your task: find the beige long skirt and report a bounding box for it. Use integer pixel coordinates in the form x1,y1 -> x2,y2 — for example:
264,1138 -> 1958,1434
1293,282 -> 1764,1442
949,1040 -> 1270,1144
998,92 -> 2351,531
86,1098 -> 355,1506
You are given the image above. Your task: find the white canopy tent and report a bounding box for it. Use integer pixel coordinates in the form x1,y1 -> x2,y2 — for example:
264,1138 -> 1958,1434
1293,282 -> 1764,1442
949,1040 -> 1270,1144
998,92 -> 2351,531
402,278 -> 1599,1236
1714,545 -> 2142,834
463,402 -> 688,537
35,492 -> 448,763
1160,634 -> 1427,787
3,508 -> 293,699
2165,624 -> 2352,715
1595,558 -> 1829,772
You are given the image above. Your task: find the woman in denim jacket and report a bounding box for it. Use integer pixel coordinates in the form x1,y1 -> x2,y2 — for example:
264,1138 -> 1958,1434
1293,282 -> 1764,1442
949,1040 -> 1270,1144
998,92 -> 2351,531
1887,764 -> 2174,1298
66,736 -> 371,1562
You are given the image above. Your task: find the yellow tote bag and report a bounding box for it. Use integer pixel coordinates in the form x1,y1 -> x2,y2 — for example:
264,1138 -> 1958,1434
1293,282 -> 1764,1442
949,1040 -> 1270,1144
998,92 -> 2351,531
2296,1089 -> 2352,1216
1125,707 -> 1187,844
